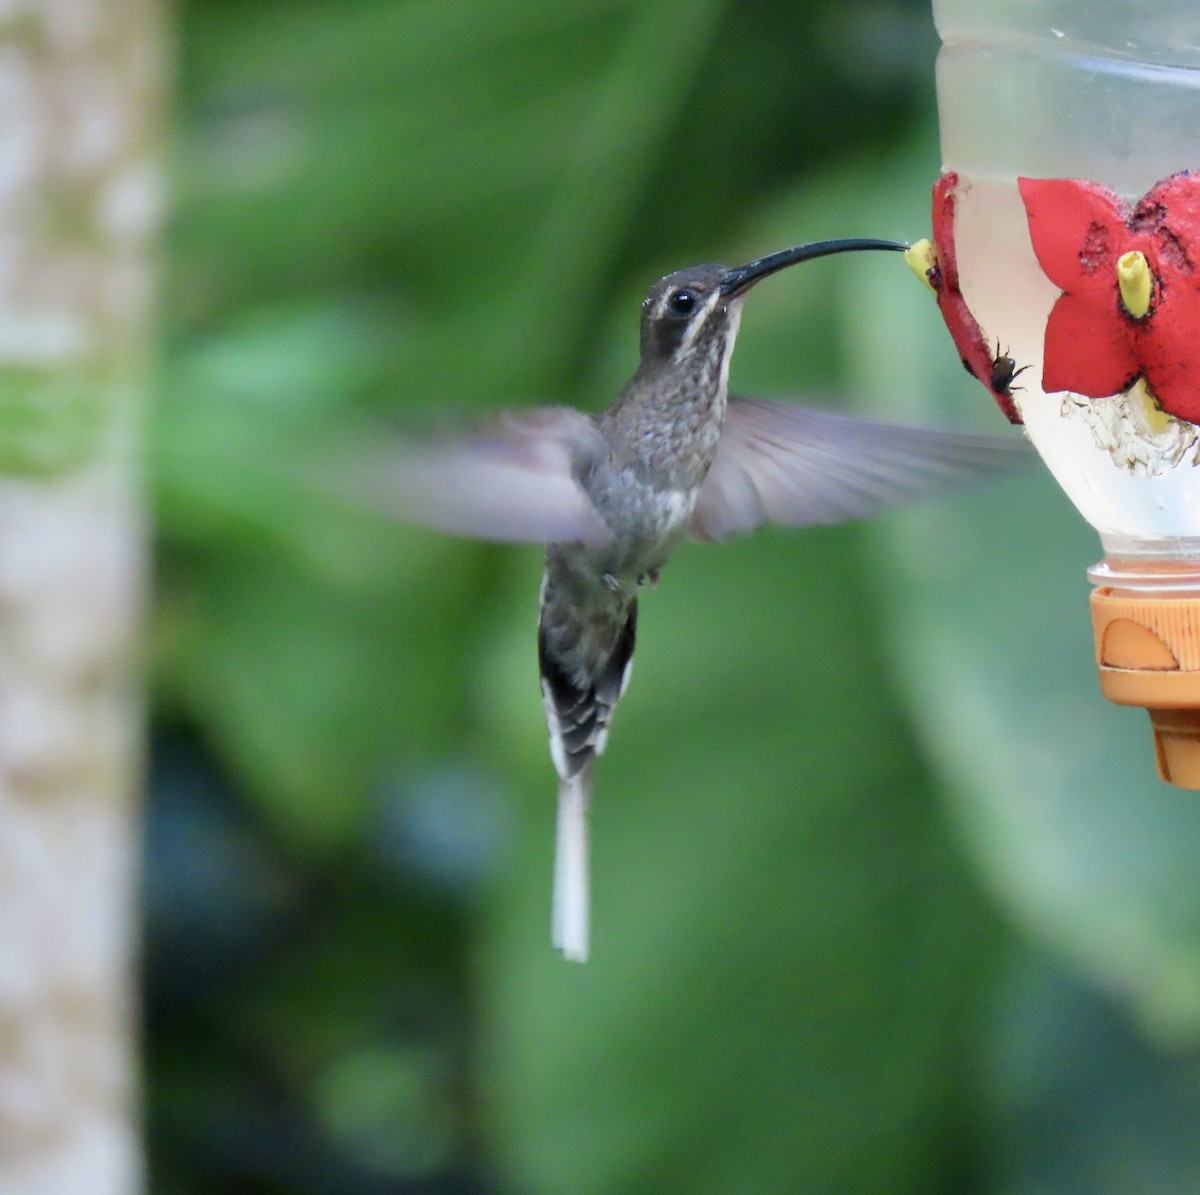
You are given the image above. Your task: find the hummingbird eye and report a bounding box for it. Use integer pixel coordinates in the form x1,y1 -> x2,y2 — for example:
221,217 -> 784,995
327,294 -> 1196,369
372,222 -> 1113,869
666,288 -> 697,316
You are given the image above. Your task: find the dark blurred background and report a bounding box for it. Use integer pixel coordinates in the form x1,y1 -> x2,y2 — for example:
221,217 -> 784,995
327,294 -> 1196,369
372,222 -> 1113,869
144,1 -> 1200,1191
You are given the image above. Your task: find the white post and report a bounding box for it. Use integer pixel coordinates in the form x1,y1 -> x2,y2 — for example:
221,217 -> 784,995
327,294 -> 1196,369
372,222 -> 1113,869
0,0 -> 164,1190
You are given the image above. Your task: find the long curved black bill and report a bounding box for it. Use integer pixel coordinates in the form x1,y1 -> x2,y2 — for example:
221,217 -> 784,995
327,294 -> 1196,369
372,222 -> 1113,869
719,238 -> 907,297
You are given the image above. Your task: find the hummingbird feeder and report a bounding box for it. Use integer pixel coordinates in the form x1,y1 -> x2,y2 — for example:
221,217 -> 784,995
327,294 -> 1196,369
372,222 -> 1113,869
911,0 -> 1200,786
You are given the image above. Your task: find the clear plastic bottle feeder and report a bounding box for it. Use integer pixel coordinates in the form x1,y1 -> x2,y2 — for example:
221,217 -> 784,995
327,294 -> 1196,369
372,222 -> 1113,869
909,1 -> 1200,787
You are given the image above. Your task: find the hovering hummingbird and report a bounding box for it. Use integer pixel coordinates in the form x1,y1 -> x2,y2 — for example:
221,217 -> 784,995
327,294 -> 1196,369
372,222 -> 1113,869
370,238 -> 1025,962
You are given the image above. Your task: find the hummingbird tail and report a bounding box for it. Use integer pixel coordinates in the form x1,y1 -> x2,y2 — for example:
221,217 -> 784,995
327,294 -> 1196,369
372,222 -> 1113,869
552,769 -> 591,963
538,595 -> 638,779
538,577 -> 638,963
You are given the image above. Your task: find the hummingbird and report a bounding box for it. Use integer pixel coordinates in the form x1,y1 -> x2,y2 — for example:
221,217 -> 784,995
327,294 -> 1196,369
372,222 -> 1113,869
367,238 -> 1025,962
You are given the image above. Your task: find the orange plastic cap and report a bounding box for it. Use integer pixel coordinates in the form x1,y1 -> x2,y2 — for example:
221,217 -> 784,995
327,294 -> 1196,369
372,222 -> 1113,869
1090,586 -> 1200,790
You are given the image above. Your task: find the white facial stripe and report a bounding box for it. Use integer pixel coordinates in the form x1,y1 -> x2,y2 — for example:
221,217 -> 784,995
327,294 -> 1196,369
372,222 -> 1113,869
718,300 -> 742,391
674,288 -> 723,359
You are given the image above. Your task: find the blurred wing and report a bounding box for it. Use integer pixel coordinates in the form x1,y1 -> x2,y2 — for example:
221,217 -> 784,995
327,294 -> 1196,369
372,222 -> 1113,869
338,406 -> 612,545
691,396 -> 1030,541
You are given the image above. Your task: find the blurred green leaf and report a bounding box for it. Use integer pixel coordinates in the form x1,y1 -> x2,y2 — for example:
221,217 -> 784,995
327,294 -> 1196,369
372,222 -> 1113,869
478,538 -> 996,1195
981,948 -> 1200,1195
314,1043 -> 456,1179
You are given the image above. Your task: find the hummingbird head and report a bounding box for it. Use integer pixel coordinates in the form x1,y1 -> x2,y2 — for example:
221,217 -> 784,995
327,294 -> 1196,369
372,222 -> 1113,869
638,238 -> 908,374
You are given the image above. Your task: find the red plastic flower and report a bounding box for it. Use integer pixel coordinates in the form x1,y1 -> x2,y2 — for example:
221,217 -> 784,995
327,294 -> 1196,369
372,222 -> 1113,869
926,173 -> 1022,424
1020,172 -> 1200,424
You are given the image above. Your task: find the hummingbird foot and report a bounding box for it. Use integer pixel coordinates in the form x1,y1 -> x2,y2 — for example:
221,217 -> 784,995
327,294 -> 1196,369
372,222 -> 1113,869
638,568 -> 660,590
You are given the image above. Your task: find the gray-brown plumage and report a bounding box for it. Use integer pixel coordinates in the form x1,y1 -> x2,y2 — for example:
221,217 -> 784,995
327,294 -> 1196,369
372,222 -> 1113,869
363,239 -> 1027,961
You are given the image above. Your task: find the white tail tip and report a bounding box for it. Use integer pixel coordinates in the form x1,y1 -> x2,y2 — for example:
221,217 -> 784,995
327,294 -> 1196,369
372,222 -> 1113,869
551,774 -> 590,963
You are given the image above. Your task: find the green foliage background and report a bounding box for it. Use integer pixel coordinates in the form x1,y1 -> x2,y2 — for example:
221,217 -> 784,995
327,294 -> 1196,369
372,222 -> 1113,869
144,0 -> 1200,1191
